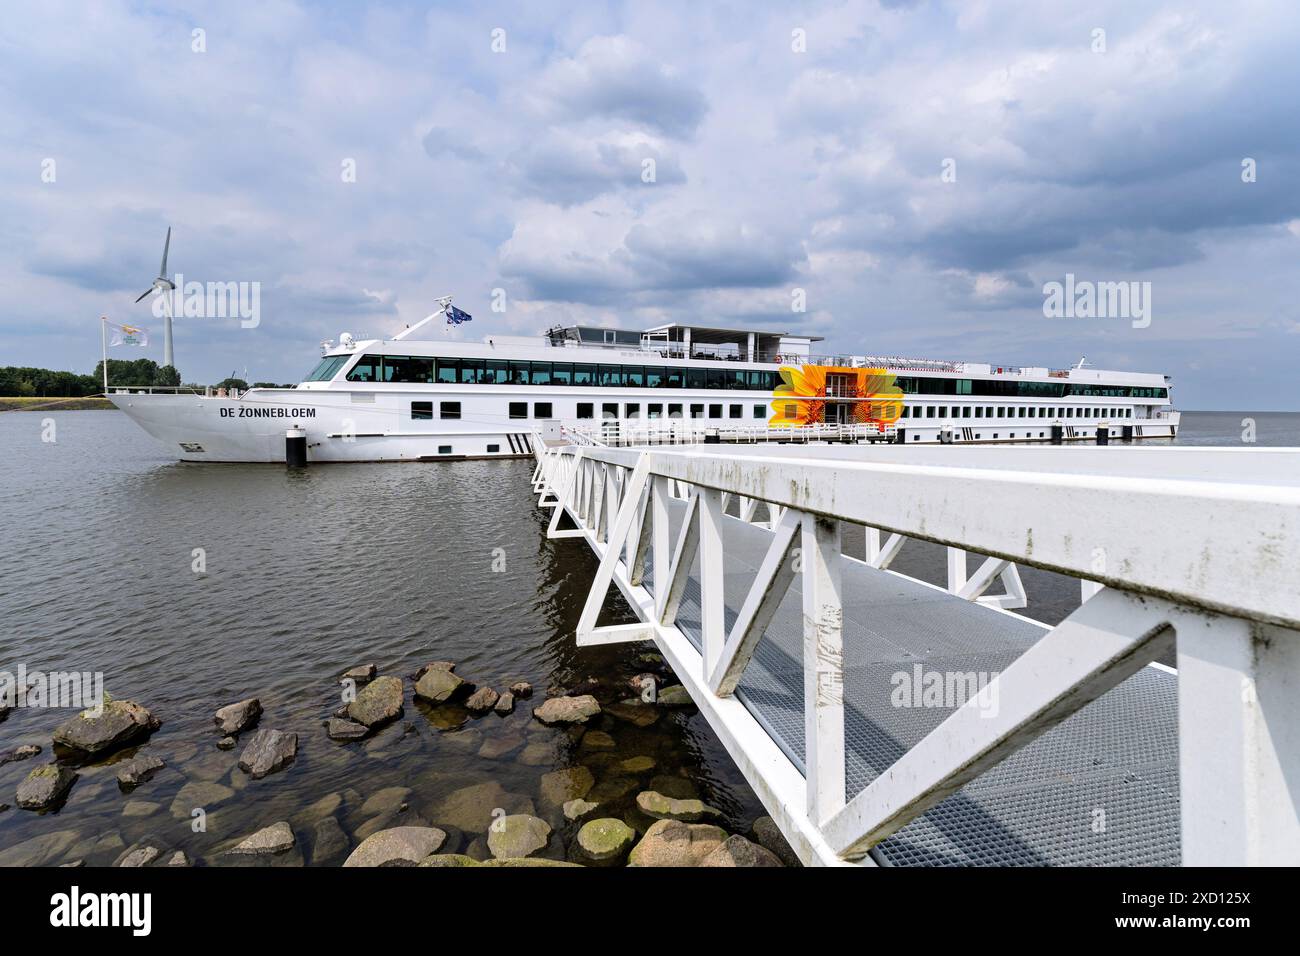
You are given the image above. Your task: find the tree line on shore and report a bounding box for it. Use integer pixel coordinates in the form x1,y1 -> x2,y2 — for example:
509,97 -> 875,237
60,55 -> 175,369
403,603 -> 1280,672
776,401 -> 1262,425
1,360 -> 289,396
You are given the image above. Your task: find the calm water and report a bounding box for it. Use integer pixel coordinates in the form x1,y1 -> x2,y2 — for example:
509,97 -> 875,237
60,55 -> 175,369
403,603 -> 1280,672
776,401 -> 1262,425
0,409 -> 1294,865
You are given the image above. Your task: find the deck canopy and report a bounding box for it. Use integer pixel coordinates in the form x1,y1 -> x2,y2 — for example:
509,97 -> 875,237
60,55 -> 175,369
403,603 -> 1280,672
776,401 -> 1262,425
641,323 -> 822,363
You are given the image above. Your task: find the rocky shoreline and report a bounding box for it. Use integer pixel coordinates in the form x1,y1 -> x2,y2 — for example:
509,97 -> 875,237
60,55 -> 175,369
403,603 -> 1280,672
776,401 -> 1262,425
0,654 -> 797,868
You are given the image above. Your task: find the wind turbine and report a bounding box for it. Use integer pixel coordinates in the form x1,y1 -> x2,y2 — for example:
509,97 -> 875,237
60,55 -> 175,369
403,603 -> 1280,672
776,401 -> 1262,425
135,227 -> 176,368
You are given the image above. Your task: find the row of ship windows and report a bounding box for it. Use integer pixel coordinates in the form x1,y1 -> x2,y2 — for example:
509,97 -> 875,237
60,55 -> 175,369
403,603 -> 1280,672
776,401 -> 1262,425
411,400 -> 1136,421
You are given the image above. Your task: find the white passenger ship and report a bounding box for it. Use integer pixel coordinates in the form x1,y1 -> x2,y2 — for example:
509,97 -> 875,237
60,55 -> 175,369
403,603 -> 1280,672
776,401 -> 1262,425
108,313 -> 1178,462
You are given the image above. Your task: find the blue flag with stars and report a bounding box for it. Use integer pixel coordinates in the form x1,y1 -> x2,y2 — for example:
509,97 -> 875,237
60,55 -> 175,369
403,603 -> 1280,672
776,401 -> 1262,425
446,304 -> 472,325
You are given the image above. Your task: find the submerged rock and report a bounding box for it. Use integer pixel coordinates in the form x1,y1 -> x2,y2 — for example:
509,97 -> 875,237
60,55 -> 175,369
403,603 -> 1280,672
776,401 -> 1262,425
619,755 -> 656,774
0,744 -> 41,767
359,786 -> 411,817
16,764 -> 78,811
431,781 -> 534,834
628,819 -> 729,867
655,685 -> 693,708
326,717 -> 369,741
343,826 -> 447,867
414,668 -> 471,704
635,790 -> 722,822
347,675 -> 404,728
701,834 -> 783,867
227,821 -> 296,856
0,829 -> 80,867
539,766 -> 595,809
479,857 -> 583,867
509,681 -> 533,699
465,686 -> 499,715
115,754 -> 165,792
516,741 -> 553,766
576,818 -> 636,864
237,729 -> 298,779
170,780 -> 234,819
493,692 -> 515,716
216,736 -> 236,750
52,699 -> 161,756
213,697 -> 262,735
116,843 -> 163,868
166,850 -> 190,867
486,814 -> 551,860
478,732 -> 525,760
604,700 -> 660,727
578,730 -> 616,752
533,695 -> 601,725
310,816 -> 349,866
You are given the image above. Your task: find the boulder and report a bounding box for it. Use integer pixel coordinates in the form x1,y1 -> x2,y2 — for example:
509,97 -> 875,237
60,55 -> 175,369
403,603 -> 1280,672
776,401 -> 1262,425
238,729 -> 298,779
52,699 -> 160,756
486,814 -> 551,860
346,675 -> 404,728
216,736 -> 236,750
116,843 -> 163,868
418,853 -> 480,867
493,692 -> 515,716
227,821 -> 296,856
358,785 -> 411,817
413,668 -> 470,704
539,766 -> 595,808
0,744 -> 41,767
563,798 -> 600,822
576,818 -> 636,864
310,816 -> 349,866
16,764 -> 78,810
326,717 -> 369,741
579,730 -> 616,751
413,661 -> 456,680
635,790 -> 722,822
750,815 -> 801,868
166,851 -> 190,867
479,858 -> 582,867
169,780 -> 234,819
339,663 -> 377,684
213,698 -> 262,735
628,819 -> 729,867
509,681 -> 533,699
431,781 -> 533,834
655,685 -> 693,708
343,826 -> 447,867
465,686 -> 499,715
619,755 -> 656,773
701,834 -> 783,867
477,732 -> 525,760
533,695 -> 601,725
604,700 -> 660,727
116,754 -> 165,792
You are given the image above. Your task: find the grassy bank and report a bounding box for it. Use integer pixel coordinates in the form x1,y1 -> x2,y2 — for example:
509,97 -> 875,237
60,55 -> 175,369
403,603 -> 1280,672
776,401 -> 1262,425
0,396 -> 115,412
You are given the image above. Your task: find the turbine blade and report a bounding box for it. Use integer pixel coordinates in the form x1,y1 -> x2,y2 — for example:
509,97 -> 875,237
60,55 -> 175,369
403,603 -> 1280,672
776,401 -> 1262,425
135,288 -> 153,303
160,226 -> 171,276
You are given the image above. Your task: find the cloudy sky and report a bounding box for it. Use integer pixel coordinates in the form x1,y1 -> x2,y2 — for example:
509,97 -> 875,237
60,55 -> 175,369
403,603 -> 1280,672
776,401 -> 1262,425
2,0 -> 1298,408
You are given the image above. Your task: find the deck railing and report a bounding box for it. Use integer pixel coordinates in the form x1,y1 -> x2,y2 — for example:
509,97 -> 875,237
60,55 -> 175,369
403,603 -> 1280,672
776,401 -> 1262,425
530,440 -> 1300,866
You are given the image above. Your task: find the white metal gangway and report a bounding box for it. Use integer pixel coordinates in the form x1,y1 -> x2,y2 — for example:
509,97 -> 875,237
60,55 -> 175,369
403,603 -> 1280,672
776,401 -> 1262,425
529,440 -> 1300,867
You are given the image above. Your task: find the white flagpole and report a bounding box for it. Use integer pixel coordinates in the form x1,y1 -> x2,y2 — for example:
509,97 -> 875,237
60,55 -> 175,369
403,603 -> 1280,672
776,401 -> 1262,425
101,316 -> 109,392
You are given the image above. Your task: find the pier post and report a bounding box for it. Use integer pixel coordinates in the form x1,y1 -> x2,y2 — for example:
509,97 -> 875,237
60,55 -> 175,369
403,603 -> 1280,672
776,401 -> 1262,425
802,514 -> 846,825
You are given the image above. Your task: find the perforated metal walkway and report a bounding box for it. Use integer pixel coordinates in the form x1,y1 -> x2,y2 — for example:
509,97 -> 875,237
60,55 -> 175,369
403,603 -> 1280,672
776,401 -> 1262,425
652,498 -> 1180,867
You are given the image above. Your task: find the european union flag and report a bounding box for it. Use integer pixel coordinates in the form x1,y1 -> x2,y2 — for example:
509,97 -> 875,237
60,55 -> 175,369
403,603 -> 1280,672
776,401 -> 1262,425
446,304 -> 473,325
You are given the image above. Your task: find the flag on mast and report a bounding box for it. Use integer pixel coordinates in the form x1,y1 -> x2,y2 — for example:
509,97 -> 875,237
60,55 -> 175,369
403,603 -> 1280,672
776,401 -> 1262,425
445,304 -> 473,325
107,321 -> 149,347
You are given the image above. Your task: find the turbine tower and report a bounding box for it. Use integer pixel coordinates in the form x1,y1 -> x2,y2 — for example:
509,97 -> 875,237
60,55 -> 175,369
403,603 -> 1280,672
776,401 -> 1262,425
135,228 -> 176,368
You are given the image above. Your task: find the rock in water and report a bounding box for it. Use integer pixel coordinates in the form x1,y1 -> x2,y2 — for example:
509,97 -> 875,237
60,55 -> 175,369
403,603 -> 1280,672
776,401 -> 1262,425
418,854 -> 480,867
216,736 -> 236,751
486,815 -> 551,860
413,661 -> 456,681
166,851 -> 190,867
343,826 -> 447,867
604,700 -> 660,727
508,681 -> 533,699
116,844 -> 162,868
413,668 -> 470,704
539,766 -> 595,808
655,685 -> 693,708
213,697 -> 262,735
0,744 -> 41,767
533,695 -> 601,725
700,834 -> 782,867
464,686 -> 499,715
628,819 -> 728,867
563,799 -> 599,822
52,699 -> 160,756
750,815 -> 801,867
576,818 -> 636,864
635,790 -> 722,822
115,754 -> 165,792
169,781 -> 234,819
326,718 -> 369,741
346,675 -> 404,728
237,729 -> 298,779
493,692 -> 515,716
339,663 -> 377,684
227,821 -> 296,856
15,764 -> 78,810
310,817 -> 349,865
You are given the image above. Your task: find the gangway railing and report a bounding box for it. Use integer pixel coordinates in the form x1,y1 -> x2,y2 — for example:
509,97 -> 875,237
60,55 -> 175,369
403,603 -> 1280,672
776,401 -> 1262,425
529,441 -> 1300,866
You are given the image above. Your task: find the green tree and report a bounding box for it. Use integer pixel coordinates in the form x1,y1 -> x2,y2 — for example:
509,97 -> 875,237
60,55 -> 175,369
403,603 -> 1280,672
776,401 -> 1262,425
216,377 -> 249,391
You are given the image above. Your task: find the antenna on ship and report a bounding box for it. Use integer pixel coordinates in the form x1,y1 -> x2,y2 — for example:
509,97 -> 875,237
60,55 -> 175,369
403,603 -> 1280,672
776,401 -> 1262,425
134,227 -> 177,370
1073,355 -> 1092,369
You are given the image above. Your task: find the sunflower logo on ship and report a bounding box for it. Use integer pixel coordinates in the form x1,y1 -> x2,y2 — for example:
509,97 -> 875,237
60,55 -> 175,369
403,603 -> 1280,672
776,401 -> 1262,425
769,365 -> 904,427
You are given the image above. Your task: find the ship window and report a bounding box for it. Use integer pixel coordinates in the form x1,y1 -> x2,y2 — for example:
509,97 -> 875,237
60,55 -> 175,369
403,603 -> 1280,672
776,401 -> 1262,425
709,403 -> 723,418
577,403 -> 594,419
439,445 -> 452,455
346,355 -> 383,382
926,406 -> 935,419
729,404 -> 743,419
963,407 -> 972,418
411,401 -> 433,420
707,369 -> 726,390
573,364 -> 595,386
434,359 -> 458,384
530,362 -> 552,386
440,402 -> 461,419
975,407 -> 983,418
482,360 -> 507,384
306,355 -> 349,381
598,365 -> 623,387
509,402 -> 527,419
1018,407 -> 1027,418
487,444 -> 500,453
534,402 -> 553,418
602,403 -> 618,419
753,404 -> 766,418
604,330 -> 616,344
668,403 -> 683,418
686,368 -> 707,390
625,403 -> 641,418
456,359 -> 484,384
648,403 -> 663,419
645,368 -> 664,389
508,362 -> 531,386
551,363 -> 572,386
380,356 -> 433,383
691,404 -> 705,419
623,366 -> 645,388
664,368 -> 685,388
